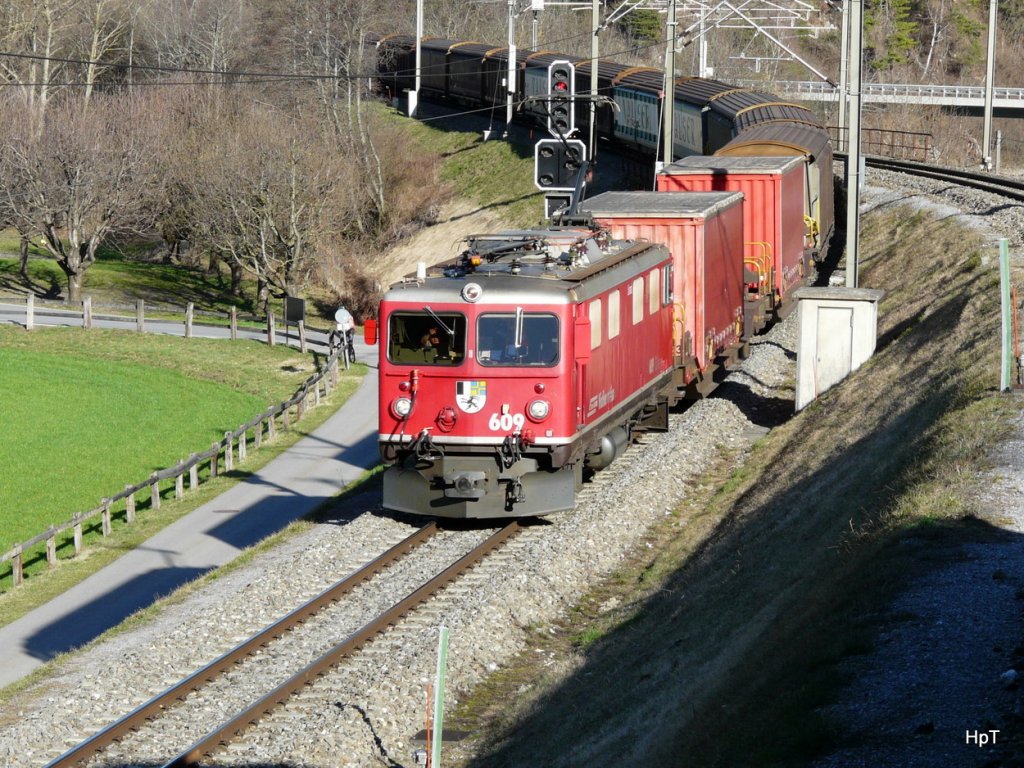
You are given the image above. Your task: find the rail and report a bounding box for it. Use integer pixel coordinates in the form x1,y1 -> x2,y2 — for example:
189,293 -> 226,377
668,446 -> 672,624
0,343 -> 344,591
43,523 -> 520,768
43,523 -> 441,768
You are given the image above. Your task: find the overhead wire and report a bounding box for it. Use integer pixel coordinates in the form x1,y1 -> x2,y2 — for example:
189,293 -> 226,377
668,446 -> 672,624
0,17 -> 682,94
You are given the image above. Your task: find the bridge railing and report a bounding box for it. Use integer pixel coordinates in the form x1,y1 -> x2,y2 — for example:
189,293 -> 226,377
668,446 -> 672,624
737,79 -> 1024,104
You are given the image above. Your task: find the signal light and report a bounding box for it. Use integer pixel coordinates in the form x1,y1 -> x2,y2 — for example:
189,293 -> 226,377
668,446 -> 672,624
547,60 -> 575,137
534,138 -> 587,192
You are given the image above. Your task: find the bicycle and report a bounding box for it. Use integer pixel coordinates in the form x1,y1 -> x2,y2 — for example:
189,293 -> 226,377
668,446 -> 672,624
329,328 -> 356,370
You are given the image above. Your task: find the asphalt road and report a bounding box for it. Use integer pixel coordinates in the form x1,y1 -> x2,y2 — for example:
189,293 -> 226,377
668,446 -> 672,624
0,303 -> 380,689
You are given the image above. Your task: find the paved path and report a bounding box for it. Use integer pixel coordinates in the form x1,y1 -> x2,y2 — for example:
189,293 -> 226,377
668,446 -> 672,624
0,312 -> 379,690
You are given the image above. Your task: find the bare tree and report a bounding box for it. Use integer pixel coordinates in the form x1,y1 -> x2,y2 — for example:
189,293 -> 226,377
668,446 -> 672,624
183,99 -> 344,311
0,93 -> 166,302
137,0 -> 255,79
0,0 -> 74,113
74,0 -> 136,101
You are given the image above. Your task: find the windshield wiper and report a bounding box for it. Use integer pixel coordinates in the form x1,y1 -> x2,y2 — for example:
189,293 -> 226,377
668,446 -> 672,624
423,305 -> 456,342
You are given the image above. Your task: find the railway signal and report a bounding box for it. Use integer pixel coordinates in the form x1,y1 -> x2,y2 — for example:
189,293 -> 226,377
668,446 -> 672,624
534,138 -> 586,191
547,60 -> 575,137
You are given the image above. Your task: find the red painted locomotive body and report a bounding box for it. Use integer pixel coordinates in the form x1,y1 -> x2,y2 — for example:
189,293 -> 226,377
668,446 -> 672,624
377,230 -> 674,518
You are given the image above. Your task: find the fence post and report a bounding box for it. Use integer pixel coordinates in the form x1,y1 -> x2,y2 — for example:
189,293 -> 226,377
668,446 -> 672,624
149,474 -> 160,510
298,320 -> 307,353
73,513 -> 83,555
102,500 -> 112,536
255,421 -> 263,449
12,545 -> 23,587
314,378 -> 322,407
230,306 -> 238,341
46,527 -> 57,567
268,409 -> 277,440
125,486 -> 136,524
137,299 -> 145,333
224,431 -> 234,472
185,302 -> 194,339
83,296 -> 93,330
267,311 -> 276,347
26,293 -> 34,330
189,454 -> 199,491
283,405 -> 291,430
209,442 -> 219,478
175,470 -> 184,499
239,429 -> 247,462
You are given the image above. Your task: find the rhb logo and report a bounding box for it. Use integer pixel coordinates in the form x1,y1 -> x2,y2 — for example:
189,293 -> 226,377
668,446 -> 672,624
456,380 -> 487,413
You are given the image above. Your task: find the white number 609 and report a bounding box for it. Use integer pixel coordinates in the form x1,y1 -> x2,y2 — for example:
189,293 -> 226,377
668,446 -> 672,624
488,413 -> 526,431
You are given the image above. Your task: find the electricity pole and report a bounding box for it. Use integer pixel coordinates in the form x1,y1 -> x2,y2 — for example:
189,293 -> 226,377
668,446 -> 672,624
982,0 -> 997,170
663,0 -> 677,168
844,0 -> 864,288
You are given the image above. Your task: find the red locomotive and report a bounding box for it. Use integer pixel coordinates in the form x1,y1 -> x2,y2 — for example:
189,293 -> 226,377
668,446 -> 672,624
374,228 -> 675,518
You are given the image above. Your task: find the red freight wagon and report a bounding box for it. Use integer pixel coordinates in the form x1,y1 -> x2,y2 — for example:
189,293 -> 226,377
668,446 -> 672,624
375,229 -> 674,518
657,155 -> 808,331
581,191 -> 745,396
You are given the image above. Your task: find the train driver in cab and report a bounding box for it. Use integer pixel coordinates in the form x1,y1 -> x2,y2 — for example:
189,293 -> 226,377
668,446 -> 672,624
421,326 -> 451,360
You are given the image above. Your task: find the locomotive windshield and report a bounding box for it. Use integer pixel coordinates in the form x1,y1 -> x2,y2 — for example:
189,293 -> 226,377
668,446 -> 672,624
477,313 -> 559,367
387,311 -> 466,365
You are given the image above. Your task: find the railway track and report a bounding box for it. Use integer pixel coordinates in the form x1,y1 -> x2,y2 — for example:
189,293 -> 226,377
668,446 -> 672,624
840,153 -> 1024,202
44,521 -> 521,768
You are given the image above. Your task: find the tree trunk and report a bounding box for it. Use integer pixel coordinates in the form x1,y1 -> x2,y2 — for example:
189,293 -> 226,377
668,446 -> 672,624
19,234 -> 29,280
67,270 -> 84,304
229,260 -> 244,296
257,278 -> 269,316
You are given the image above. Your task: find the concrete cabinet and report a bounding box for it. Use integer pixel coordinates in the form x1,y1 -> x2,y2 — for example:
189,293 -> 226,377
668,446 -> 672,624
794,287 -> 885,411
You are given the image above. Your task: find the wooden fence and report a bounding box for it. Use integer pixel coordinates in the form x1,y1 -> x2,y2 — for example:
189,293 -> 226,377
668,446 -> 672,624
0,308 -> 343,589
11,294 -> 323,352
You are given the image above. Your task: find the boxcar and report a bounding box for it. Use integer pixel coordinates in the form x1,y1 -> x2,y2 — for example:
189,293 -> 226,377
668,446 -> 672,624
657,155 -> 809,329
581,191 -> 745,395
716,121 -> 835,260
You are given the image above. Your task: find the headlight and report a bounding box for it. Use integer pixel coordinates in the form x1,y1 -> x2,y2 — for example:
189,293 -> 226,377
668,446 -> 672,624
527,398 -> 550,422
392,397 -> 413,419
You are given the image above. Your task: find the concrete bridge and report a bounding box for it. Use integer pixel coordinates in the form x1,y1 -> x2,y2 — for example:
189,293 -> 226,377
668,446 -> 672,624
738,80 -> 1024,116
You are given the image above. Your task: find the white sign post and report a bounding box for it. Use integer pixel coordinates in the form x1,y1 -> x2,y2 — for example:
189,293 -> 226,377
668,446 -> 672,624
430,626 -> 449,768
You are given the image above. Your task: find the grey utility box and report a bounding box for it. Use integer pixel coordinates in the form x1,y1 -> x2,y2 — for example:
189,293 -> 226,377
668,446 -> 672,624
794,287 -> 885,411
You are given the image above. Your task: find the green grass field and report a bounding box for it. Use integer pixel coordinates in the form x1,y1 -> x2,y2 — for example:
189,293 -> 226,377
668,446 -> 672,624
0,326 -> 324,553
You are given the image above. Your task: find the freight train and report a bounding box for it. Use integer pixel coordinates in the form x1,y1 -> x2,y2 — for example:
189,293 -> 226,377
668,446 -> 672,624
366,36 -> 836,519
371,33 -> 834,260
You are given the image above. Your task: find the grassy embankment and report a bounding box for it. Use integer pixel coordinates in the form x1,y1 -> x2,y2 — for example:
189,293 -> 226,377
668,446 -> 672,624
0,325 -> 366,616
374,101 -> 546,229
448,205 -> 1021,766
0,235 -> 267,320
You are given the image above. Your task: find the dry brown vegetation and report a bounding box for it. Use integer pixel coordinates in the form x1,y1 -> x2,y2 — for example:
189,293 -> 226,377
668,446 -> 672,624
446,203 -> 1020,766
